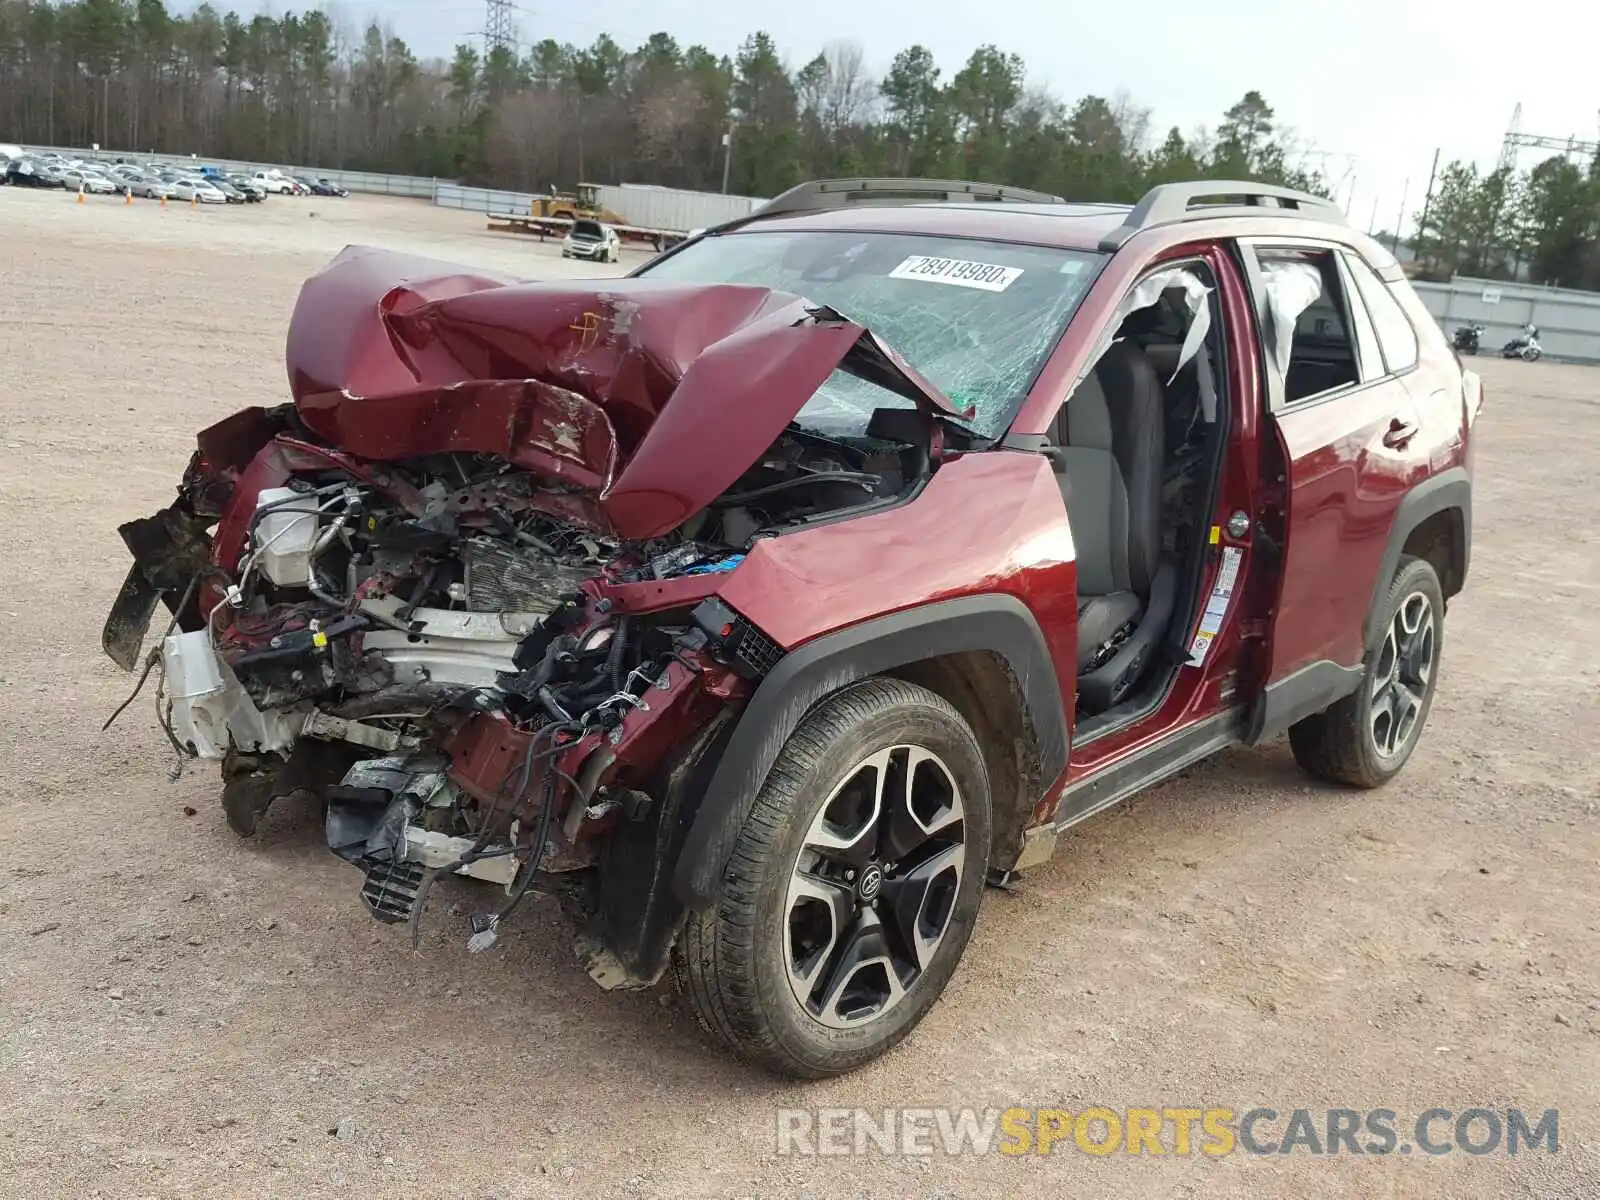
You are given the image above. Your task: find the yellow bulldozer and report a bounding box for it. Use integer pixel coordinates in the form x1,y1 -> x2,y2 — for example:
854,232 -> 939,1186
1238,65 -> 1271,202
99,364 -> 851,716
488,181 -> 684,249
531,183 -> 625,226
489,181 -> 675,248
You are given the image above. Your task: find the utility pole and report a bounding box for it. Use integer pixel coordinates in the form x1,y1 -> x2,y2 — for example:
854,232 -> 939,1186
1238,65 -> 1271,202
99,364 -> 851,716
720,121 -> 734,194
1390,177 -> 1409,254
1414,149 -> 1441,258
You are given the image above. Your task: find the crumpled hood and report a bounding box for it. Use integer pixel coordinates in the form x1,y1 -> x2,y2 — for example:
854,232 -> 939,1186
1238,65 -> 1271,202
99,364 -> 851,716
285,245 -> 966,540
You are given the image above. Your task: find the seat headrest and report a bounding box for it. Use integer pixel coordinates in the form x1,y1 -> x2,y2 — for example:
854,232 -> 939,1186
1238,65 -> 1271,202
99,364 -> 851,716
1141,342 -> 1184,380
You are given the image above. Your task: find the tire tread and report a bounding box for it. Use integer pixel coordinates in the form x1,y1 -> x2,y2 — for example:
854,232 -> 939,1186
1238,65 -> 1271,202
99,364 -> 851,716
674,677 -> 988,1078
1289,555 -> 1443,788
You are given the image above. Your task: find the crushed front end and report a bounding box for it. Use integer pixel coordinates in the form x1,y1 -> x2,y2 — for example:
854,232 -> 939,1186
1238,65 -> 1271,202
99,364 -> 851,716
103,245 -> 953,987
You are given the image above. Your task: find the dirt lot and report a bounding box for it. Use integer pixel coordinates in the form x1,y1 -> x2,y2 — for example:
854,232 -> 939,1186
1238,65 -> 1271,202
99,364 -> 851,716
1,187 -> 1597,1199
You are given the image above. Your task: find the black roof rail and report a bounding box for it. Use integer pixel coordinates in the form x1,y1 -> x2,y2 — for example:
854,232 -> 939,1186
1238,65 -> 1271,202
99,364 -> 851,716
1098,180 -> 1345,250
750,176 -> 1066,222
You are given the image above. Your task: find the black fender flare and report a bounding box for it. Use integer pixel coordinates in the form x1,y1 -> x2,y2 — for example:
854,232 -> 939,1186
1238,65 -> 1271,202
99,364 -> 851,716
1362,466 -> 1471,650
671,594 -> 1070,907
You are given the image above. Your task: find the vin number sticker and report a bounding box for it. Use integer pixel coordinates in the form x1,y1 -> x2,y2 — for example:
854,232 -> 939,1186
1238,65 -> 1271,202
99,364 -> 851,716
888,256 -> 1023,292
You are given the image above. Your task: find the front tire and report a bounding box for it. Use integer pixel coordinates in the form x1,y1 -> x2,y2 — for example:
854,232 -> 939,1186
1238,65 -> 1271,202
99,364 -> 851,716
1290,556 -> 1444,787
676,678 -> 991,1078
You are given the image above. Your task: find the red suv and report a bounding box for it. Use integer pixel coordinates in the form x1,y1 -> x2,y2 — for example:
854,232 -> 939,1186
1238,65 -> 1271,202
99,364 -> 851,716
104,177 -> 1479,1078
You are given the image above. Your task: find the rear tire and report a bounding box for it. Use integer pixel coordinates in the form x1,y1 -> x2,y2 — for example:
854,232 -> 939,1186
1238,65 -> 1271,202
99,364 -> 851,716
1289,556 -> 1444,788
675,678 -> 991,1078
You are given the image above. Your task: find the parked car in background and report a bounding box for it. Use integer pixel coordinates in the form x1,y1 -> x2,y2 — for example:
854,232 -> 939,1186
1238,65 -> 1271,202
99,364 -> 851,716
4,156 -> 42,187
225,174 -> 266,202
61,168 -> 118,194
132,176 -> 178,200
108,167 -> 154,193
4,156 -> 60,187
35,159 -> 69,187
208,178 -> 248,204
561,218 -> 623,262
316,177 -> 348,198
251,170 -> 297,195
170,178 -> 227,204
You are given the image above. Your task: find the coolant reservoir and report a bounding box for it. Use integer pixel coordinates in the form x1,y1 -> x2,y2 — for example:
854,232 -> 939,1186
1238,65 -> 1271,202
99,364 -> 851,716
254,486 -> 319,587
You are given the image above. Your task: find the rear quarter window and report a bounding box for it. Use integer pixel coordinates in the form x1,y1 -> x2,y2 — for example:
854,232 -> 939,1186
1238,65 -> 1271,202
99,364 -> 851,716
1344,256 -> 1419,373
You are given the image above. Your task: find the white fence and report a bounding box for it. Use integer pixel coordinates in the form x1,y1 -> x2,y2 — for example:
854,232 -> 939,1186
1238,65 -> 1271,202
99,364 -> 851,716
432,182 -> 540,216
1414,276 -> 1600,364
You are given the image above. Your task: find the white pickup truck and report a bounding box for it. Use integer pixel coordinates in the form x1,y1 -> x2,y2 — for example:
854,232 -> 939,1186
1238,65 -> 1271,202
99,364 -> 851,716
251,170 -> 300,195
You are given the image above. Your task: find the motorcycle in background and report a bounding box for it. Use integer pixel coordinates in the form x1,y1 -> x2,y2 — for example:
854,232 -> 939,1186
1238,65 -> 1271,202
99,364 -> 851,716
1502,324 -> 1543,361
1452,324 -> 1485,354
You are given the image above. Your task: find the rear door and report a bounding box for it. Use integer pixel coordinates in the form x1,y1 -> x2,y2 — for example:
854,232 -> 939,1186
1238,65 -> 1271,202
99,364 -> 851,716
1239,238 -> 1426,683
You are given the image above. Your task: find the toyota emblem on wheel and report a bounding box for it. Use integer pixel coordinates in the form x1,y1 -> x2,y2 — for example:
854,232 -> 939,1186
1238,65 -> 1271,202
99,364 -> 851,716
857,865 -> 884,903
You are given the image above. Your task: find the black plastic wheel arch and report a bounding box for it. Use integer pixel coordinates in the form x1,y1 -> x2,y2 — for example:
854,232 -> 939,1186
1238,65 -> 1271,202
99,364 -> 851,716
670,593 -> 1069,908
1362,466 -> 1470,650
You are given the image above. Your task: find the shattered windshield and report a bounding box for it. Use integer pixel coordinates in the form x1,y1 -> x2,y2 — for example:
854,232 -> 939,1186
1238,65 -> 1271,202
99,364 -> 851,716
638,230 -> 1104,439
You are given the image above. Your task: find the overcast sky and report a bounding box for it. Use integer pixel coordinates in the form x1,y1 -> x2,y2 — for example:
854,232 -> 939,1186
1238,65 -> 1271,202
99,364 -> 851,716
332,0 -> 1597,231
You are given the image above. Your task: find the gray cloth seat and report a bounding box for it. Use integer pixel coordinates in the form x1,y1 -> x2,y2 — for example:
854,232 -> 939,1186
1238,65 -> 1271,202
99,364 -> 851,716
1074,591 -> 1142,666
1051,341 -> 1166,671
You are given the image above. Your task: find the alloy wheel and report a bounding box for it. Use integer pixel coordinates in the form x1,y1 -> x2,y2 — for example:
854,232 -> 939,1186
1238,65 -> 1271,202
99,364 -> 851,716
1369,590 -> 1435,758
783,745 -> 967,1029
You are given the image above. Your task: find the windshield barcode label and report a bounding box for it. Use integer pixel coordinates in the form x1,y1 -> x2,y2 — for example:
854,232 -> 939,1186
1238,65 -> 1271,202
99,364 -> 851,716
888,256 -> 1023,292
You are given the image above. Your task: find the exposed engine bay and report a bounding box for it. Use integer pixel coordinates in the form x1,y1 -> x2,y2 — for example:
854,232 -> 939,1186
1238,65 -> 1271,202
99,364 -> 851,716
192,421 -> 915,734
122,413 -> 924,964
103,246 -> 958,985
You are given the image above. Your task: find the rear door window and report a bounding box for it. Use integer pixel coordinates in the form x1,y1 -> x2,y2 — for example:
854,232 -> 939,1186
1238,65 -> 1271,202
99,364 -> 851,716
1250,247 -> 1362,404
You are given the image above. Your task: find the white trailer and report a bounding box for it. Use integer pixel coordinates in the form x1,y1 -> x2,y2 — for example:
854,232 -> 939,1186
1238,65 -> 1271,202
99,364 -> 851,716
591,183 -> 764,236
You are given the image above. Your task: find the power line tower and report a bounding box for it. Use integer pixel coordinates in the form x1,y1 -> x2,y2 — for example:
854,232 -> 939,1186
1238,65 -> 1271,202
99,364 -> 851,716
1498,101 -> 1599,173
484,0 -> 517,60
1497,103 -> 1522,173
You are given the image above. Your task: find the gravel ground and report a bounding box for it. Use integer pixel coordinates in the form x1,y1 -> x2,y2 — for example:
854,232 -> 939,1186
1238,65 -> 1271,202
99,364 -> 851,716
1,187 -> 1597,1199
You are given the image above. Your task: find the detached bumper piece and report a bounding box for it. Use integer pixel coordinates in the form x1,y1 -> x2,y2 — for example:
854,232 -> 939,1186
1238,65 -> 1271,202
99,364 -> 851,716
360,859 -> 428,924
325,755 -> 521,927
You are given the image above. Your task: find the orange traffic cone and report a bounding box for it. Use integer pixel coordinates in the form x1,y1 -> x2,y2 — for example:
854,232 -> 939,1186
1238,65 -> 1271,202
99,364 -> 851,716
76,184 -> 84,205
125,187 -> 133,205
190,193 -> 197,209
160,193 -> 167,207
